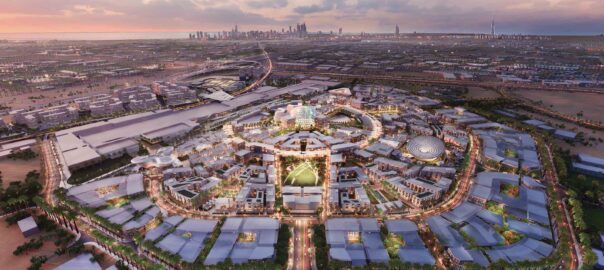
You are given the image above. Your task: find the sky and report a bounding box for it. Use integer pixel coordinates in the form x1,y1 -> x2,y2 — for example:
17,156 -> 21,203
0,0 -> 603,35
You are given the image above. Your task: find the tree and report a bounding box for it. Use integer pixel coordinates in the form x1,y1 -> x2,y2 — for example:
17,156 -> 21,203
583,249 -> 597,266
275,224 -> 291,266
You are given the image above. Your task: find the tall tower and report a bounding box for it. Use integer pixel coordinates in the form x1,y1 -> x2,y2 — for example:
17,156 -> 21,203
395,24 -> 400,36
491,19 -> 495,36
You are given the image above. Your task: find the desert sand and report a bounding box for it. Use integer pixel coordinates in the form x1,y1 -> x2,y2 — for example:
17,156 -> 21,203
0,147 -> 41,187
511,90 -> 604,123
0,215 -> 59,270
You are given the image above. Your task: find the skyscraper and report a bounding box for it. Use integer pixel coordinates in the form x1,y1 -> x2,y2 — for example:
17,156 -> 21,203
339,27 -> 342,35
395,24 -> 400,36
491,19 -> 495,36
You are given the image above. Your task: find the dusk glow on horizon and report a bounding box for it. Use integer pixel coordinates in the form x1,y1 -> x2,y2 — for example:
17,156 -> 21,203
1,0 -> 604,35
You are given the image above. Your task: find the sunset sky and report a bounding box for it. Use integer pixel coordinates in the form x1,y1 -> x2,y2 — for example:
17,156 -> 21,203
1,0 -> 603,35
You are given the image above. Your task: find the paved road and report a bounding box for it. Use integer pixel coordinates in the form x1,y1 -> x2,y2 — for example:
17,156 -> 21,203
389,134 -> 479,221
292,219 -> 311,270
543,144 -> 582,270
282,217 -> 317,270
274,70 -> 604,94
232,49 -> 273,96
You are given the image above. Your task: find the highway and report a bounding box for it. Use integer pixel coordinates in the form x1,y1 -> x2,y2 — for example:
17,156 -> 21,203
232,49 -> 273,96
274,70 -> 604,94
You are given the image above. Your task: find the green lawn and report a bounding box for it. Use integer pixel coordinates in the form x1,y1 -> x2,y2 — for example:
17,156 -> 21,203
284,162 -> 318,186
384,233 -> 405,258
380,187 -> 399,202
486,201 -> 506,216
584,206 -> 604,232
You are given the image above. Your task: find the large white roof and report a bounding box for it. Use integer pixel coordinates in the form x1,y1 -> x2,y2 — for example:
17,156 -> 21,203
406,135 -> 445,161
56,81 -> 339,170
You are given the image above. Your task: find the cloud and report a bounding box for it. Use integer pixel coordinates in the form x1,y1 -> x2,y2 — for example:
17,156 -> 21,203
293,0 -> 345,14
62,5 -> 124,17
72,5 -> 95,14
103,9 -> 125,16
247,0 -> 288,9
0,0 -> 603,34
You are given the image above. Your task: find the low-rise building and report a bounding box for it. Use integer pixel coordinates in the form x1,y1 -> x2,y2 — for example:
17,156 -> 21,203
163,176 -> 221,208
205,217 -> 279,265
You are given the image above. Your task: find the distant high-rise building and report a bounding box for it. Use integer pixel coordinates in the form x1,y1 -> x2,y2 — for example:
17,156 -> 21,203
339,28 -> 342,35
395,24 -> 400,36
491,19 -> 495,36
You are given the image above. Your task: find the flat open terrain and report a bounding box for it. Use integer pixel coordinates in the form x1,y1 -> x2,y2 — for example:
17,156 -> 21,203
0,61 -> 197,111
466,87 -> 501,99
510,90 -> 604,123
0,147 -> 40,187
0,214 -> 58,270
285,161 -> 319,186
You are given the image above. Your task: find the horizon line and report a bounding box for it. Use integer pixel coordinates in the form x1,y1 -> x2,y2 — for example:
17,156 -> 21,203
0,30 -> 603,37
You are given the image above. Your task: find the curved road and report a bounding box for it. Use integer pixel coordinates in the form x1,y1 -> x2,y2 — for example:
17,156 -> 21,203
383,133 -> 479,221
543,143 -> 582,270
233,49 -> 273,96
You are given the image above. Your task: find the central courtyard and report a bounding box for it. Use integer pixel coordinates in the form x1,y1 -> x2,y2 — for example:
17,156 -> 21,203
284,160 -> 320,186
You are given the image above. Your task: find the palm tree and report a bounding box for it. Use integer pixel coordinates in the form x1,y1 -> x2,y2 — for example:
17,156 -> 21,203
18,195 -> 29,209
65,211 -> 78,233
53,206 -> 69,229
7,197 -> 18,212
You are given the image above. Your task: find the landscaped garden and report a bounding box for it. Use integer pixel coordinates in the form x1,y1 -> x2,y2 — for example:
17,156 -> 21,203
284,161 -> 320,186
384,233 -> 405,258
493,224 -> 524,245
500,183 -> 519,198
486,201 -> 506,216
504,148 -> 517,158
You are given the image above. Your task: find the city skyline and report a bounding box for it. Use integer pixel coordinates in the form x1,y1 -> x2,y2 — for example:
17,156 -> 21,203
1,0 -> 604,35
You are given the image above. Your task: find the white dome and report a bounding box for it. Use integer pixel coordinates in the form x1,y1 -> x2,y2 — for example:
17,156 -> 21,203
406,136 -> 445,161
